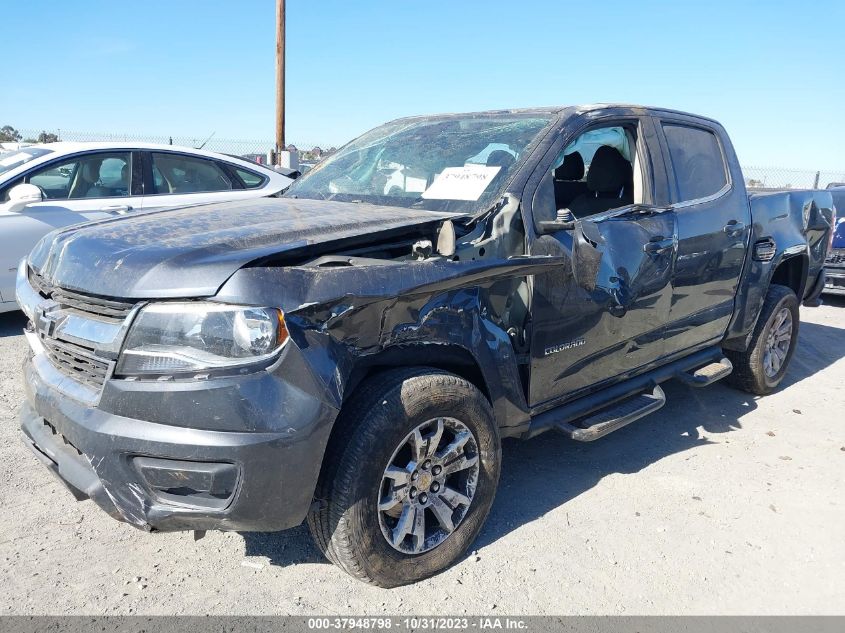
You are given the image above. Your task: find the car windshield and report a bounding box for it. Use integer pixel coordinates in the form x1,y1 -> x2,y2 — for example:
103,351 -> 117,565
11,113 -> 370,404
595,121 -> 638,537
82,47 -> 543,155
284,112 -> 555,214
0,147 -> 53,176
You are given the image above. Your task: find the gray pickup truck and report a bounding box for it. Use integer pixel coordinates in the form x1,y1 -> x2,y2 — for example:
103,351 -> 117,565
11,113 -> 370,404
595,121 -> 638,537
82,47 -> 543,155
16,104 -> 834,587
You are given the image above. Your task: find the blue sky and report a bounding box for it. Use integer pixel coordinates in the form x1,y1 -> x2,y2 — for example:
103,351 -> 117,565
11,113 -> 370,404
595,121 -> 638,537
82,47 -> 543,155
3,0 -> 843,169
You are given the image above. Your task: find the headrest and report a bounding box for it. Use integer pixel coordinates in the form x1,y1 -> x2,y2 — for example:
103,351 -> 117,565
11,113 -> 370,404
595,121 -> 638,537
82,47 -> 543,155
554,152 -> 584,181
587,146 -> 630,194
120,163 -> 129,183
81,162 -> 101,183
486,150 -> 516,169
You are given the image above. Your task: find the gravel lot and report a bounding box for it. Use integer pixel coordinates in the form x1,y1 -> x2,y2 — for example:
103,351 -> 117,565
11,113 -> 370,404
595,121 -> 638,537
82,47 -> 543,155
1,298 -> 843,615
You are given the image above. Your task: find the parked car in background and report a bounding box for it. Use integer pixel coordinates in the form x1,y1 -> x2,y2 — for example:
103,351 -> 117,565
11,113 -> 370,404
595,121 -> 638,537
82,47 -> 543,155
16,105 -> 833,586
1,142 -> 34,152
0,142 -> 293,311
822,184 -> 845,295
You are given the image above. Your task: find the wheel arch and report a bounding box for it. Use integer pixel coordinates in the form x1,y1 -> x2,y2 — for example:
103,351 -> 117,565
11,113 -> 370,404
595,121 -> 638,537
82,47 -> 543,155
769,251 -> 809,300
336,338 -> 530,438
343,343 -> 492,407
723,248 -> 808,352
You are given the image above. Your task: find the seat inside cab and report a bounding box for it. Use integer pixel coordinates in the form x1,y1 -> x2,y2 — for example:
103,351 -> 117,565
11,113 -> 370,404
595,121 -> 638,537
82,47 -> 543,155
552,125 -> 643,218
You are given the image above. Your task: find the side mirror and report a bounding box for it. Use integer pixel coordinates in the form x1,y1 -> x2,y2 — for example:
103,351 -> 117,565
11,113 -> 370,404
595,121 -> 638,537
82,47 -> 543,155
537,219 -> 575,234
7,183 -> 43,213
571,220 -> 604,292
537,208 -> 576,235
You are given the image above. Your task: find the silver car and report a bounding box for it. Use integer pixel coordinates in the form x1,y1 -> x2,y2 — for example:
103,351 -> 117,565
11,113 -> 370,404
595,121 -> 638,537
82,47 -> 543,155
0,142 -> 293,312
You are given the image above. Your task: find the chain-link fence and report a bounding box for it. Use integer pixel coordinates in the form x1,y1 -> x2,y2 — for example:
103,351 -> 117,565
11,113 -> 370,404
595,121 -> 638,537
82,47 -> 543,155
5,128 -> 845,189
743,166 -> 845,191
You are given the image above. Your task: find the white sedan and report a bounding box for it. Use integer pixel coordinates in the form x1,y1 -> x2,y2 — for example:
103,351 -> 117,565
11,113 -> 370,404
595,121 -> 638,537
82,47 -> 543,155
0,142 -> 293,312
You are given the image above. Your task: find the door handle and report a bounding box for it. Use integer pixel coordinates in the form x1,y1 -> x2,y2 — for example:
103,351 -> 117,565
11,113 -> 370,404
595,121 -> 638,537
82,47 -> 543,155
723,221 -> 746,235
100,204 -> 132,214
643,237 -> 675,255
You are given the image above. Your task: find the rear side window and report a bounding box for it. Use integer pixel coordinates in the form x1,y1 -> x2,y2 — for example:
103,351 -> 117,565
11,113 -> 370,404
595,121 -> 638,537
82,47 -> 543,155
662,124 -> 728,201
235,167 -> 265,189
151,152 -> 232,194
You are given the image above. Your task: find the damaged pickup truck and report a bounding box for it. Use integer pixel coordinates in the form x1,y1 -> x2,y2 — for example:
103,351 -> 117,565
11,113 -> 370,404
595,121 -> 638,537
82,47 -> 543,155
16,105 -> 834,587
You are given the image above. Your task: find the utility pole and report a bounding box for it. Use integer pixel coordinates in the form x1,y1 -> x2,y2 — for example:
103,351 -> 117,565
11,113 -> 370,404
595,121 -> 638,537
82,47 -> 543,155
274,0 -> 285,165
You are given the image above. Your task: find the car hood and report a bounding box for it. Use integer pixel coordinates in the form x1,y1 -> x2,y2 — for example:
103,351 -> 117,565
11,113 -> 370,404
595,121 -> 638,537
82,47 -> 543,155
28,197 -> 458,299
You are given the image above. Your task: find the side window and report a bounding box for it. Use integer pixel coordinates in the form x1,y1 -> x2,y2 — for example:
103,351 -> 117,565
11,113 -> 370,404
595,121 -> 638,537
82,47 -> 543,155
546,124 -> 640,219
234,167 -> 265,189
152,164 -> 166,191
27,159 -> 79,200
26,152 -> 131,200
151,153 -> 233,194
662,124 -> 728,201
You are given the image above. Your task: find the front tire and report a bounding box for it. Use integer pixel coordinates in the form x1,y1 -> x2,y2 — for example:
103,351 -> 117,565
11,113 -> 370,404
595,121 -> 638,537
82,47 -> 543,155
307,368 -> 500,587
725,284 -> 799,395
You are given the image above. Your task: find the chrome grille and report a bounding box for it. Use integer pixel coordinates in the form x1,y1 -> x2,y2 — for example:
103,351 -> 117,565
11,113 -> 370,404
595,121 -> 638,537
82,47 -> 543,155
26,266 -> 136,392
29,267 -> 135,323
28,267 -> 53,296
50,288 -> 135,322
41,337 -> 111,389
826,249 -> 845,265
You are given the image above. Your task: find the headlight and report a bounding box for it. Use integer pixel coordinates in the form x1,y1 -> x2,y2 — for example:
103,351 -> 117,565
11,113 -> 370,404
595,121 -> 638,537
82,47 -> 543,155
116,302 -> 288,376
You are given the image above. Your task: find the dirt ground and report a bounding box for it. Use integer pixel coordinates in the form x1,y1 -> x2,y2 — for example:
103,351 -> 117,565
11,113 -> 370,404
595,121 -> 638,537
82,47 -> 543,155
1,297 -> 843,616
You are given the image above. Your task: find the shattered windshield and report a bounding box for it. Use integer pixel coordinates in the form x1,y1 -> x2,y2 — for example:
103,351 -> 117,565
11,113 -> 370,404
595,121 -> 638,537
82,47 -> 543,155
284,113 -> 554,214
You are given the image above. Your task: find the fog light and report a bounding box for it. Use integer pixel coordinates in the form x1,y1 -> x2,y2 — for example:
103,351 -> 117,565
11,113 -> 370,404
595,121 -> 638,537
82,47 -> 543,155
133,457 -> 239,510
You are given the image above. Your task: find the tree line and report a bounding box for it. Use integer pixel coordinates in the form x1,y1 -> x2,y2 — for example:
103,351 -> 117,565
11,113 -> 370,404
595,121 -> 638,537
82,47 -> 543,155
0,125 -> 59,144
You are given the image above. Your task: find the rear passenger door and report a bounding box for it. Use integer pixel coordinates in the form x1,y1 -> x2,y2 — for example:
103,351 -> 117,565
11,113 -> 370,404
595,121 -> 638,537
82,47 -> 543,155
655,117 -> 752,352
141,151 -> 263,211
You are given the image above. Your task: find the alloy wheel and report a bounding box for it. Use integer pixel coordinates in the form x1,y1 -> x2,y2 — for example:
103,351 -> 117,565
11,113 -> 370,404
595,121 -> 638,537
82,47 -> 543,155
377,417 -> 480,554
763,306 -> 792,378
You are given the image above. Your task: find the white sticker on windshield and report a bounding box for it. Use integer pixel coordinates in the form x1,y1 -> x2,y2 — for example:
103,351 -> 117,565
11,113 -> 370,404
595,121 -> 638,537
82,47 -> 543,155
421,165 -> 501,201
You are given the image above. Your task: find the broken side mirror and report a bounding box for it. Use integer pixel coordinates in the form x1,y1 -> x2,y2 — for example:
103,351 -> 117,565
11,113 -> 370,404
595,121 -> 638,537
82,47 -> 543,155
538,209 -> 577,234
570,219 -> 627,317
570,220 -> 603,292
537,218 -> 575,234
533,171 -> 576,234
7,183 -> 43,213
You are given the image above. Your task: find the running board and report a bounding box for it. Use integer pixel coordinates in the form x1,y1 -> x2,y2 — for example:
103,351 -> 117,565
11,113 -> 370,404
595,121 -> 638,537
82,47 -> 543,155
674,357 -> 732,387
525,345 -> 725,440
554,385 -> 666,442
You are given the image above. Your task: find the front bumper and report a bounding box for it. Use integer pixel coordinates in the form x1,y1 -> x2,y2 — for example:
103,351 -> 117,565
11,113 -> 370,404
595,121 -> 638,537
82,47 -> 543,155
20,345 -> 338,533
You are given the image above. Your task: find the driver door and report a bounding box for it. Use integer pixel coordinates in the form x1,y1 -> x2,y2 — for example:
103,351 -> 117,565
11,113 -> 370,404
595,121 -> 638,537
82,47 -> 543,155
527,115 -> 678,406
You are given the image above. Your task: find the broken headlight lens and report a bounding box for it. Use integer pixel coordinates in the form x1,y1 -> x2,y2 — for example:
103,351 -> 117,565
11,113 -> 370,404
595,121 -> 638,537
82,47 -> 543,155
116,302 -> 288,376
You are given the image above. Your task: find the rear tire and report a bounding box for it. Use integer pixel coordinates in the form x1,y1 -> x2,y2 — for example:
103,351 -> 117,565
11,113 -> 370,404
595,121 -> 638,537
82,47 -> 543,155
307,368 -> 500,587
725,284 -> 799,395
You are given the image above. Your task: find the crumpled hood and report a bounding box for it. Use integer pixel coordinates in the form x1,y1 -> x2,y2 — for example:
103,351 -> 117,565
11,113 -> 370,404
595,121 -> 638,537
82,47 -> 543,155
29,197 -> 457,299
